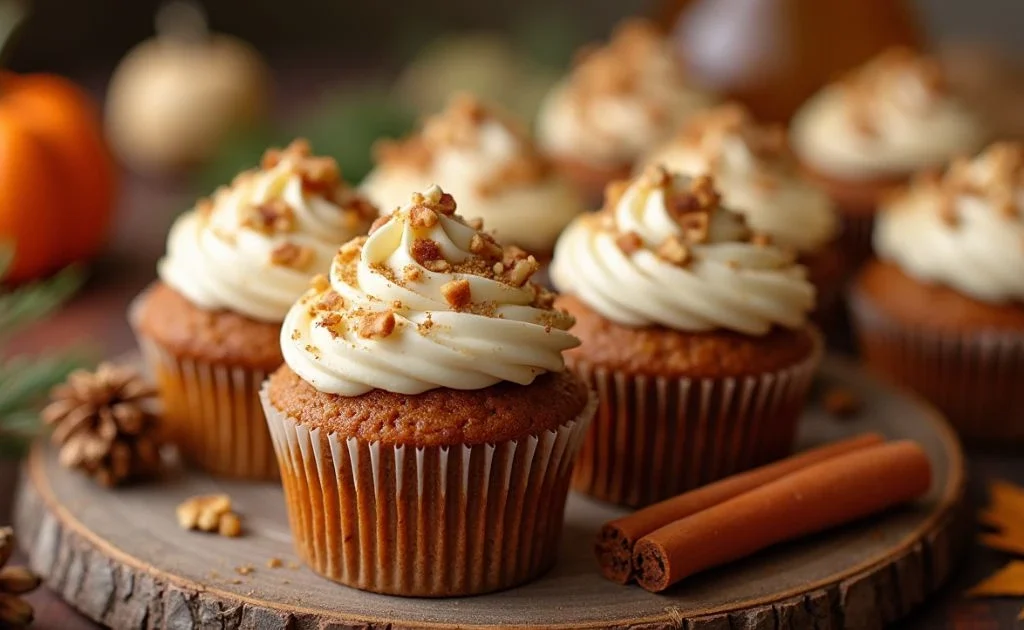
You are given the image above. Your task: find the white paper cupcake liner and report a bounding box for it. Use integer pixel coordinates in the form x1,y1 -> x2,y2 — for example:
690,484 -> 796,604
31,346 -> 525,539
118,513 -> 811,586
136,337 -> 279,480
570,329 -> 823,508
851,290 -> 1024,442
261,386 -> 596,596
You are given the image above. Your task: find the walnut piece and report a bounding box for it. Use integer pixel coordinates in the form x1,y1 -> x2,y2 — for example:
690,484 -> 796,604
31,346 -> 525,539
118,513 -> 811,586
616,231 -> 644,254
358,310 -> 396,339
441,279 -> 472,309
246,200 -> 296,234
270,243 -> 315,270
409,205 -> 439,229
177,494 -> 243,537
656,236 -> 691,266
470,233 -> 504,260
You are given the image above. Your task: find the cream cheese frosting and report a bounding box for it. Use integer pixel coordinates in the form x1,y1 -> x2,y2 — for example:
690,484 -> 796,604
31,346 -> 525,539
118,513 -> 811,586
536,18 -> 715,169
643,104 -> 837,253
361,94 -> 583,254
282,185 -> 579,396
875,142 -> 1024,304
158,140 -> 377,323
551,166 -> 815,334
791,48 -> 988,181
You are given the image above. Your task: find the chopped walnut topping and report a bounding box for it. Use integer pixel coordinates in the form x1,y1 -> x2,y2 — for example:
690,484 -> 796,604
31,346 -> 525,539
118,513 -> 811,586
640,164 -> 672,189
310,274 -> 330,292
424,259 -> 452,273
261,139 -> 341,192
616,231 -> 644,254
245,200 -> 296,234
571,19 -> 672,100
411,238 -> 444,266
470,233 -> 504,260
505,256 -> 540,287
690,174 -> 721,209
338,237 -> 366,264
441,279 -> 472,309
270,243 -> 315,270
314,290 -> 344,311
603,179 -> 631,212
678,212 -> 710,244
409,205 -> 439,229
467,217 -> 484,231
177,495 -> 243,537
492,262 -> 505,274
656,236 -> 691,266
751,232 -> 773,247
841,48 -> 951,138
403,264 -> 423,283
358,310 -> 396,339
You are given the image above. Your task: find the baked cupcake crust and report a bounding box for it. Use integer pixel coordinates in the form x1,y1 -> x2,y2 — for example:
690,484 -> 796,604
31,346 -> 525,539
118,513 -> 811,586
854,260 -> 1024,331
131,281 -> 282,369
266,365 -> 590,447
557,294 -> 819,378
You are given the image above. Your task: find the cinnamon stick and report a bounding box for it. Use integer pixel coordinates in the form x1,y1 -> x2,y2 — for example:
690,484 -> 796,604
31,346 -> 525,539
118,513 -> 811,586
633,440 -> 932,593
595,432 -> 884,583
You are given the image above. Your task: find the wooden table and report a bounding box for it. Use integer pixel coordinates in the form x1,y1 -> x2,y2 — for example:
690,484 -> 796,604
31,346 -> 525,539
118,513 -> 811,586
1,174 -> 1022,629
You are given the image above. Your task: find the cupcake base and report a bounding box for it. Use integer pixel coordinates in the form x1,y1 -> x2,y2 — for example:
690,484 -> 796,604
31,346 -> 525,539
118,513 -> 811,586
261,371 -> 596,597
130,283 -> 283,480
851,261 -> 1024,442
799,163 -> 907,271
559,295 -> 823,508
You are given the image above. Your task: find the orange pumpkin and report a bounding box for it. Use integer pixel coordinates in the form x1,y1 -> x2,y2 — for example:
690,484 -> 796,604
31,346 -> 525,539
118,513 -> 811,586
0,72 -> 116,282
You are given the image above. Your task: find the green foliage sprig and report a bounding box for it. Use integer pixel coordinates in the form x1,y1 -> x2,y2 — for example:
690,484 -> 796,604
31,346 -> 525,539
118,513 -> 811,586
0,246 -> 86,457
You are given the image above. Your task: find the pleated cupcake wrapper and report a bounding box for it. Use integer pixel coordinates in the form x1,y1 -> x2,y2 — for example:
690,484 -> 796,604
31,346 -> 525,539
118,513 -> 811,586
570,330 -> 823,508
851,290 -> 1024,442
261,387 -> 596,597
135,336 -> 279,480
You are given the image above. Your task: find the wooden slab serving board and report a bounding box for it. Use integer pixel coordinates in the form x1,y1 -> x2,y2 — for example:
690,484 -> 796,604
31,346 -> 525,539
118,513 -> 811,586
14,357 -> 966,630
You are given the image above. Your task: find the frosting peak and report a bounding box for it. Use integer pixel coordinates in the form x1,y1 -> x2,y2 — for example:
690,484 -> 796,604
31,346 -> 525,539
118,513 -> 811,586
282,185 -> 579,396
643,104 -> 838,252
791,48 -> 988,180
551,167 -> 815,334
875,142 -> 1024,304
362,94 -> 583,253
537,18 -> 715,168
158,140 -> 377,322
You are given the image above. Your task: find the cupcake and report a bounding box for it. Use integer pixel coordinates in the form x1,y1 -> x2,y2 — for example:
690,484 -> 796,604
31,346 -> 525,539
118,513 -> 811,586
851,142 -> 1024,442
791,47 -> 988,268
536,18 -> 715,204
361,93 -> 583,259
262,185 -> 595,596
131,140 -> 377,479
552,166 -> 822,508
642,103 -> 843,320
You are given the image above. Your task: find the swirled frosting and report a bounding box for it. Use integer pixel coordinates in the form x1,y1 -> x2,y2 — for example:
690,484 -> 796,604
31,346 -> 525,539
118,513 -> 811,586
361,94 -> 583,253
551,167 -> 815,335
536,18 -> 715,169
791,48 -> 988,180
282,185 -> 579,396
643,104 -> 838,253
875,142 -> 1024,304
158,140 -> 377,322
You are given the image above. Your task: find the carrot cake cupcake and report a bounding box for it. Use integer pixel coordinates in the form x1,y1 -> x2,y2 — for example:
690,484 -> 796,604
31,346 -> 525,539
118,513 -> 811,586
536,18 -> 715,204
791,47 -> 988,267
262,184 -> 595,596
131,140 -> 377,479
361,93 -> 583,259
851,142 -> 1024,442
551,166 -> 822,507
642,103 -> 843,320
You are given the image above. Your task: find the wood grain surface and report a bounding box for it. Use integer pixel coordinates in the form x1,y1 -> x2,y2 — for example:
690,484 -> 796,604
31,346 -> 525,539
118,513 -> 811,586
13,358 -> 965,629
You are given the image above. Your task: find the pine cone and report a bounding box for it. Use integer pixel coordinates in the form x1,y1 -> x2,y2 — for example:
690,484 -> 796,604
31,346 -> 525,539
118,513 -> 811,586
0,527 -> 41,628
41,362 -> 162,487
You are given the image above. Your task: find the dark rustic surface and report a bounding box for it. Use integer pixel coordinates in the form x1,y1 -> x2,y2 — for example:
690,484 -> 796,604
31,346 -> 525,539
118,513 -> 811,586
0,160 -> 1023,628
9,358 -> 966,629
